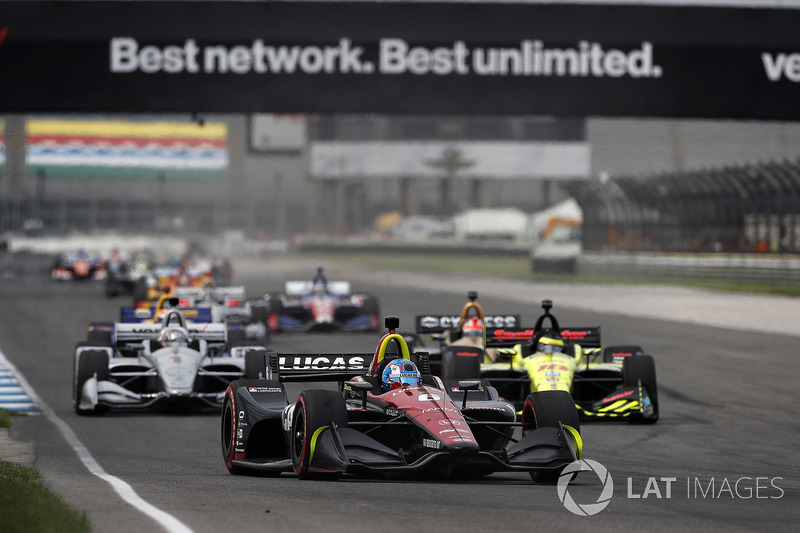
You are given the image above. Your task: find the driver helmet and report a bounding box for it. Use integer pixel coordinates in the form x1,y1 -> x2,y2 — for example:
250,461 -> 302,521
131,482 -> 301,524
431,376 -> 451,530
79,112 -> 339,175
537,336 -> 564,354
462,317 -> 484,339
159,327 -> 190,348
381,359 -> 421,392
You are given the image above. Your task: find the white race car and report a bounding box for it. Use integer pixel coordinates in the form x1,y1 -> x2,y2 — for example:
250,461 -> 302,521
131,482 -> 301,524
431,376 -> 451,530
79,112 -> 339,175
73,309 -> 268,414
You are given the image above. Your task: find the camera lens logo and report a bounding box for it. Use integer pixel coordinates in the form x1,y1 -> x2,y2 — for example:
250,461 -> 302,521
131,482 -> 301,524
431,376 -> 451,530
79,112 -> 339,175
557,459 -> 614,516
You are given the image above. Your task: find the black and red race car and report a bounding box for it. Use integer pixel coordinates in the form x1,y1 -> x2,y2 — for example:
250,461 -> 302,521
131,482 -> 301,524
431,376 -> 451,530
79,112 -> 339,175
220,316 -> 583,482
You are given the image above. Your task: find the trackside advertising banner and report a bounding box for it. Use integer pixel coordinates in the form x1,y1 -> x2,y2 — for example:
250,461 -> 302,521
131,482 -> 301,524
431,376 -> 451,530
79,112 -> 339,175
2,2 -> 800,118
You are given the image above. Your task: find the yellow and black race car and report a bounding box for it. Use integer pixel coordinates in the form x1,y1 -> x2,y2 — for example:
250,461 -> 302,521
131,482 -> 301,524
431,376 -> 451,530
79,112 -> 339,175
480,299 -> 658,423
414,293 -> 658,424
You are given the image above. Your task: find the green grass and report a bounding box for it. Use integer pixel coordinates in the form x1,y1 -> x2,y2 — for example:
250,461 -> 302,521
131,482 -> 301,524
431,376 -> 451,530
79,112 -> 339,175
0,410 -> 91,533
301,252 -> 800,298
0,408 -> 13,429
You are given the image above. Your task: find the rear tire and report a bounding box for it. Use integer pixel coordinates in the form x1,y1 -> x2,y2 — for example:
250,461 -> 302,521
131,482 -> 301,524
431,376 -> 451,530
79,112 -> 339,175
623,354 -> 659,423
521,390 -> 580,483
133,278 -> 149,302
74,350 -> 110,415
244,350 -> 268,379
440,346 -> 482,381
362,295 -> 381,331
291,390 -> 347,480
87,326 -> 113,346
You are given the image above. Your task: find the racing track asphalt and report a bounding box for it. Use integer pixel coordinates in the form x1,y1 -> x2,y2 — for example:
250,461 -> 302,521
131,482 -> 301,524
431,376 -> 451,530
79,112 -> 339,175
0,253 -> 798,533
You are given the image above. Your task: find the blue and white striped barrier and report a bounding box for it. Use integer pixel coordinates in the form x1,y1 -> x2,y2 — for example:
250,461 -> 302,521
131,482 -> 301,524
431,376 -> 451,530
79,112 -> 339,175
0,358 -> 40,413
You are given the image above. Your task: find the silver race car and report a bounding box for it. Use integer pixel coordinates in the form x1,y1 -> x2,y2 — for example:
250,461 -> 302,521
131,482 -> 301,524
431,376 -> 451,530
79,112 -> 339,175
73,309 -> 268,414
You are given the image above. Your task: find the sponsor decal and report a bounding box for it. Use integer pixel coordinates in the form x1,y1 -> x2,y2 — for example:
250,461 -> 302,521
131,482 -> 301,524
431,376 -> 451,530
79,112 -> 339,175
279,355 -> 365,370
537,364 -> 570,372
247,387 -> 282,393
134,308 -> 152,319
385,407 -> 400,417
561,329 -> 590,340
602,389 -> 635,403
456,351 -> 479,357
422,438 -> 441,450
418,393 -> 442,402
493,328 -> 535,340
438,419 -> 461,426
237,428 -> 243,439
612,352 -> 634,358
419,315 -> 519,329
421,406 -> 458,414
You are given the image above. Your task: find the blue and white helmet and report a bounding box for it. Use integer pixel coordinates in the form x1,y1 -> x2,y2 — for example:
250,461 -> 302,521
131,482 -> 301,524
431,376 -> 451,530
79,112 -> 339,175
381,359 -> 421,392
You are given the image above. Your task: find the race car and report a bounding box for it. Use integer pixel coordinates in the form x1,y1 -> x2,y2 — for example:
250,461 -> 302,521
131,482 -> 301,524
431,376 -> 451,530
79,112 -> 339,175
104,248 -> 153,298
131,257 -> 222,302
411,291 -> 521,378
265,268 -> 380,332
120,288 -> 269,342
220,316 -> 583,482
51,250 -> 106,281
476,300 -> 659,423
73,308 -> 268,414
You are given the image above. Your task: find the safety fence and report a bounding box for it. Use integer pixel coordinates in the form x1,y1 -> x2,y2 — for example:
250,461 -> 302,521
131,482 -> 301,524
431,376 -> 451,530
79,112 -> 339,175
564,158 -> 800,255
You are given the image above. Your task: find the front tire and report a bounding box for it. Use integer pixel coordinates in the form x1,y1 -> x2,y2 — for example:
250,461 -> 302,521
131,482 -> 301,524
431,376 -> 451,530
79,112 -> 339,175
623,354 -> 659,423
221,386 -> 245,474
521,390 -> 581,483
291,390 -> 347,480
74,350 -> 110,416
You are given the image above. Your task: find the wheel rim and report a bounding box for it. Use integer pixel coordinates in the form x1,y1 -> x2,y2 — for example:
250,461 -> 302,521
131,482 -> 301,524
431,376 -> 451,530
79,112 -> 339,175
293,409 -> 306,462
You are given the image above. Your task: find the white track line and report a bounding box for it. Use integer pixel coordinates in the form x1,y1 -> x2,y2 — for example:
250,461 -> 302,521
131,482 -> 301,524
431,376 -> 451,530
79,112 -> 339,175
0,349 -> 195,533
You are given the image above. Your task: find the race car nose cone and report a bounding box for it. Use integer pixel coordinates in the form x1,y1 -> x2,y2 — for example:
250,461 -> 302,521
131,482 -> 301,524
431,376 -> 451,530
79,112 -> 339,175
444,440 -> 480,456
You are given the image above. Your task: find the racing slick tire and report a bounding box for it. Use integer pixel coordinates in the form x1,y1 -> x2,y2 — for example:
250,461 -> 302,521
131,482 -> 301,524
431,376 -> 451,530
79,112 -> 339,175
132,278 -> 149,303
522,390 -> 581,483
362,294 -> 381,332
440,346 -> 482,381
291,390 -> 347,480
226,328 -> 247,346
623,354 -> 659,424
87,322 -> 114,346
265,293 -> 284,332
221,385 -> 250,475
244,350 -> 268,379
75,350 -> 110,416
602,345 -> 644,363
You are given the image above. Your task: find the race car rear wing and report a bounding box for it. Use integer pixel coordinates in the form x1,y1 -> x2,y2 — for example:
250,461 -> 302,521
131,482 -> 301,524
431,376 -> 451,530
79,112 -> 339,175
284,280 -> 351,297
174,286 -> 246,305
485,326 -> 602,348
415,314 -> 521,334
114,322 -> 228,343
268,352 -> 371,380
119,306 -> 213,323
